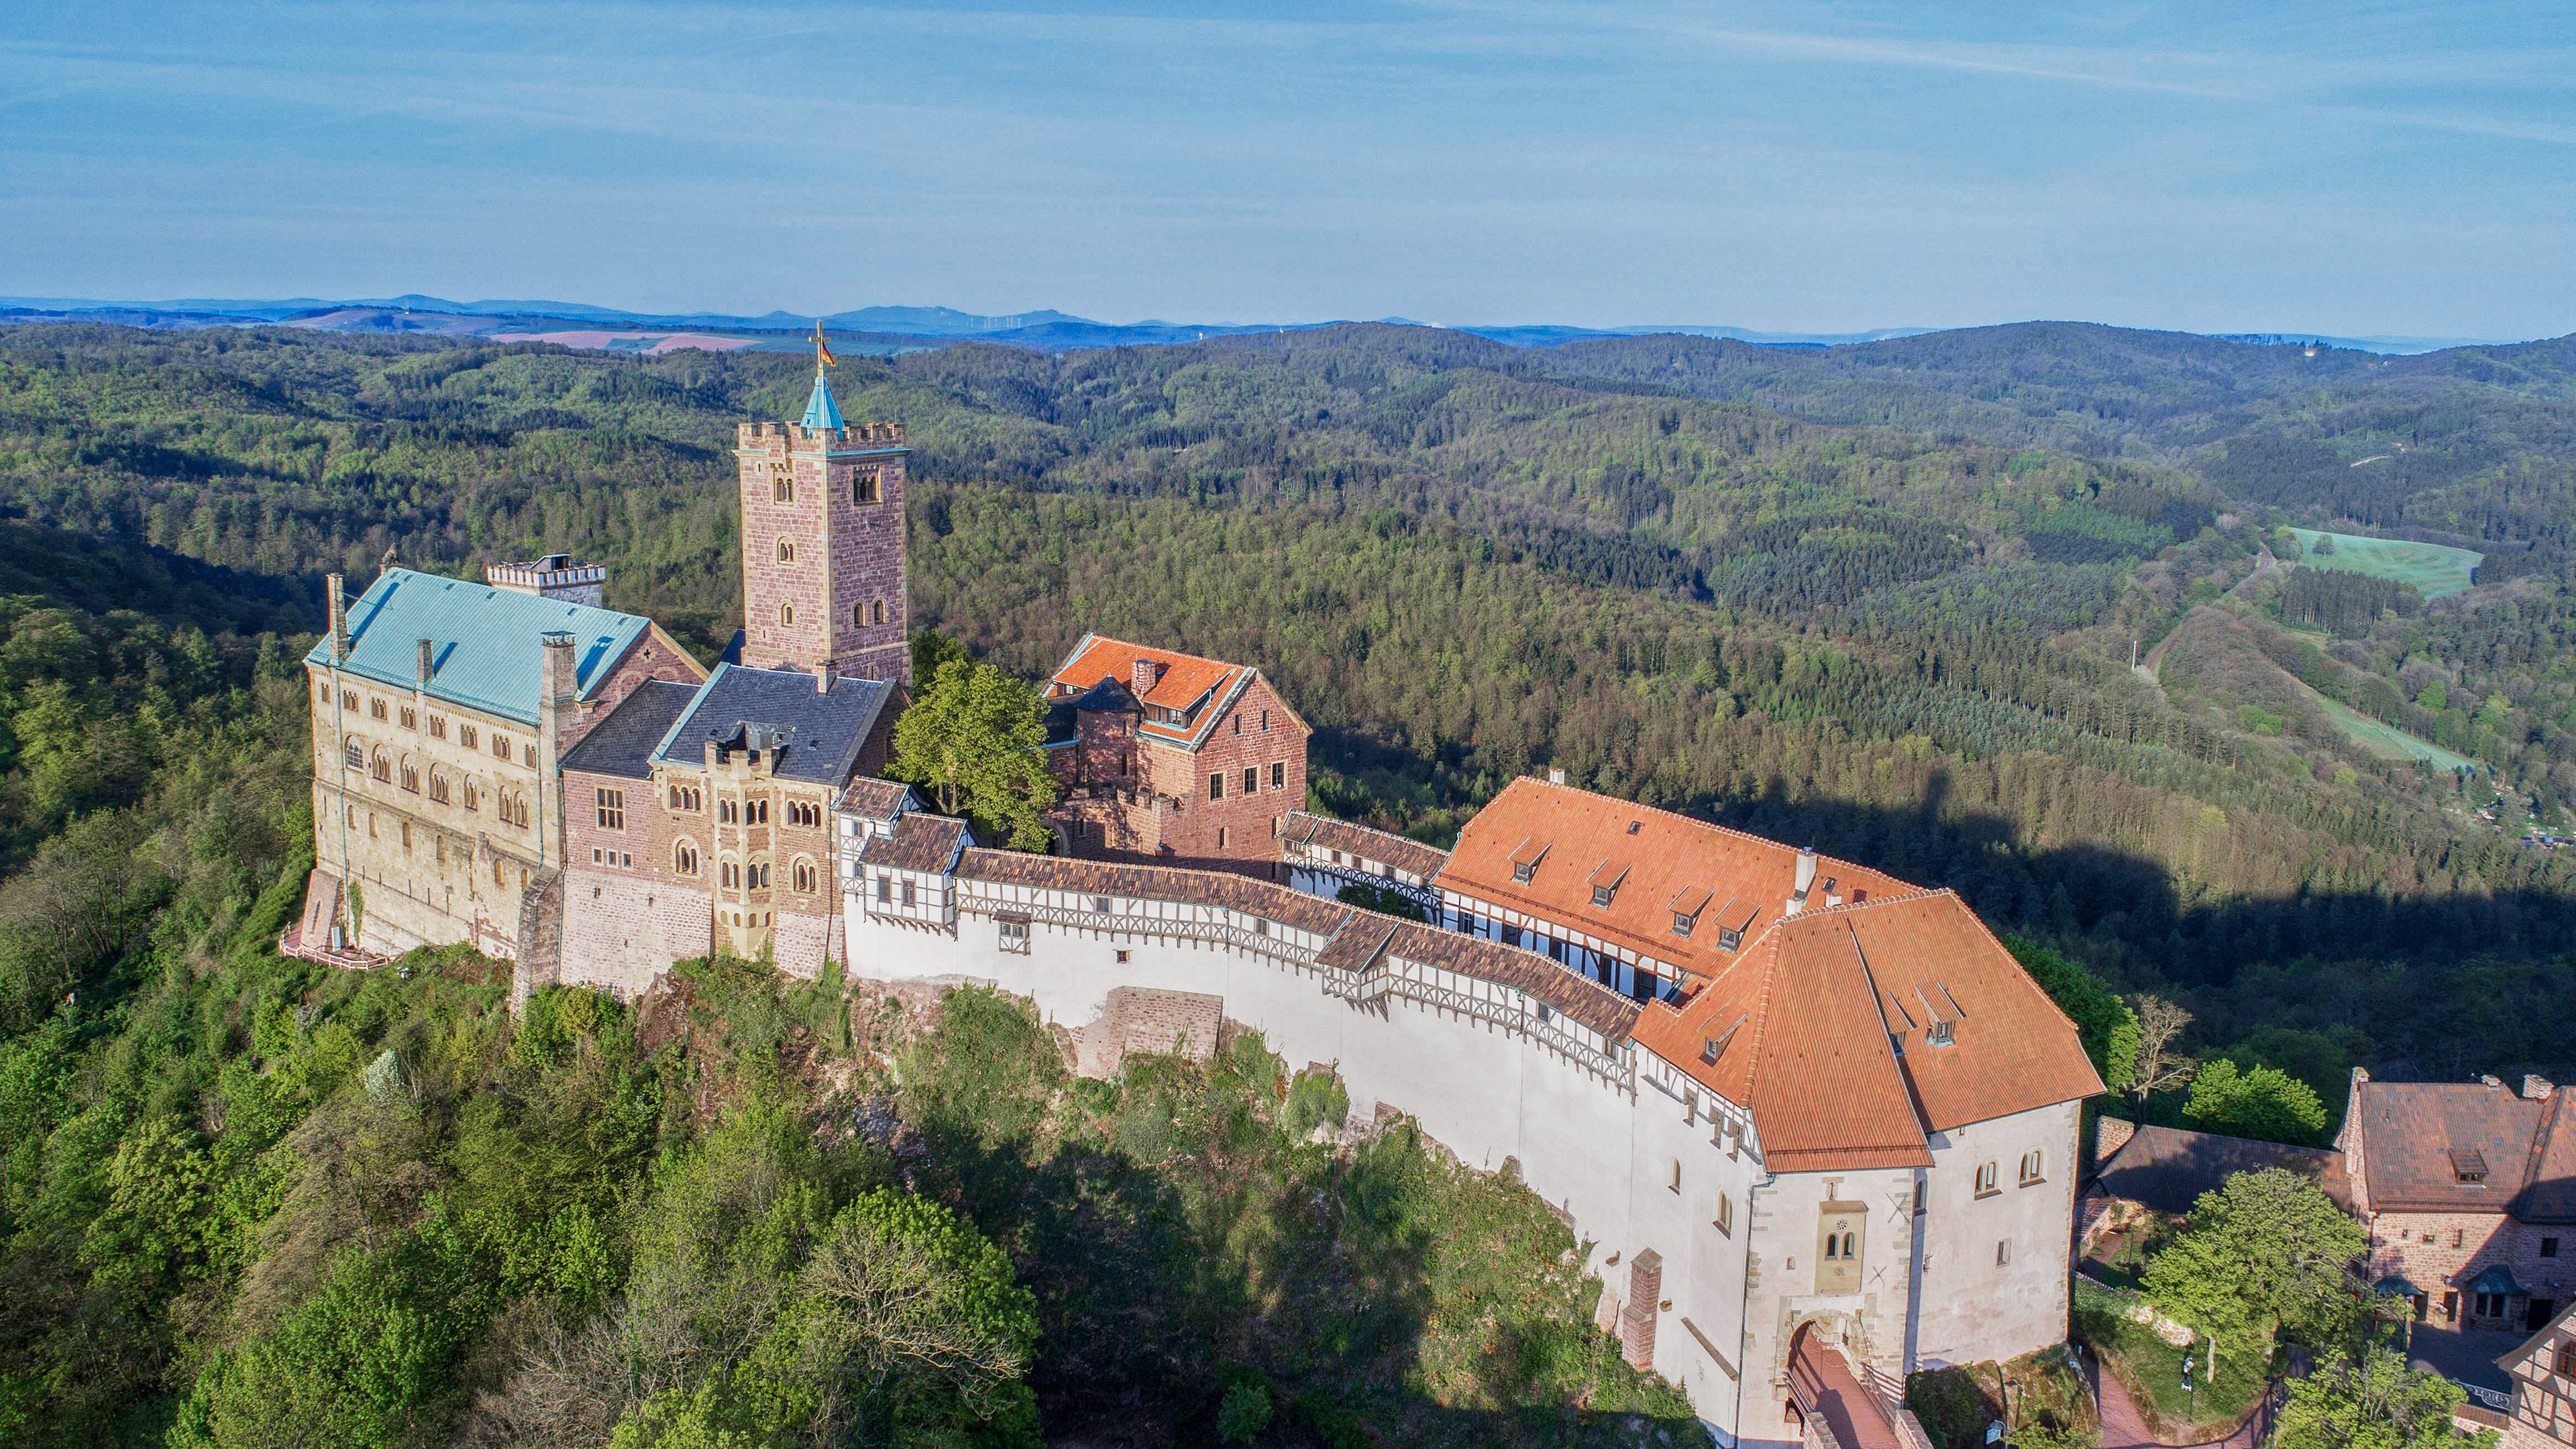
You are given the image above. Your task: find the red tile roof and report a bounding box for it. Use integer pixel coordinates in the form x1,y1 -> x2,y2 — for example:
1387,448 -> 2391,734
1050,634 -> 1246,746
1283,810 -> 1451,880
1434,775 -> 1909,979
2352,1079 -> 2576,1220
1458,777 -> 2101,1171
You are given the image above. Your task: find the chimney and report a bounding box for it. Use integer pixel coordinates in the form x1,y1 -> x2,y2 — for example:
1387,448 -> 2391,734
326,573 -> 349,663
2528,1075 -> 2556,1101
814,659 -> 836,695
1822,877 -> 1842,909
2481,1074 -> 2505,1090
1788,846 -> 1819,914
416,638 -> 434,686
1548,765 -> 1567,786
540,631 -> 576,706
1132,655 -> 1159,697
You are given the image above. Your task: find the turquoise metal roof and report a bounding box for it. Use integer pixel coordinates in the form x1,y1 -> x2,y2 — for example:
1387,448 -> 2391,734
801,372 -> 845,429
301,568 -> 653,726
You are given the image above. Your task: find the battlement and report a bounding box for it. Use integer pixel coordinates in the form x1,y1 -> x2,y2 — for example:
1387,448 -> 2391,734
486,554 -> 608,606
736,419 -> 907,451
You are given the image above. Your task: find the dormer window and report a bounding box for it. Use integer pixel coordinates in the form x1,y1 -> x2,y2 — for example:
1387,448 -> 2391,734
1699,1014 -> 1745,1065
1509,837 -> 1550,885
1588,861 -> 1629,908
1711,897 -> 1758,953
1669,886 -> 1712,939
1926,1020 -> 1956,1047
1673,913 -> 1695,937
2452,1148 -> 2490,1185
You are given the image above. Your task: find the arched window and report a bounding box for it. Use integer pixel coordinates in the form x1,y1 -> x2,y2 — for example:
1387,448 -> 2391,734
1974,1161 -> 1998,1195
428,769 -> 449,804
370,747 -> 392,783
721,859 -> 741,889
2019,1150 -> 2044,1185
773,475 -> 794,503
792,858 -> 818,894
853,470 -> 880,504
344,740 -> 364,770
780,602 -> 796,627
669,784 -> 702,812
674,840 -> 700,876
400,757 -> 419,793
750,860 -> 771,889
869,598 -> 886,626
777,538 -> 796,563
463,778 -> 481,812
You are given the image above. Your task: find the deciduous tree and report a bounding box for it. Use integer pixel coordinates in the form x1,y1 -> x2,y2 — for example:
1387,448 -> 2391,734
888,657 -> 1060,851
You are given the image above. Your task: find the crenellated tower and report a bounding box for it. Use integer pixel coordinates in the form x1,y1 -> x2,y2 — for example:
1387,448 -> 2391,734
734,325 -> 911,684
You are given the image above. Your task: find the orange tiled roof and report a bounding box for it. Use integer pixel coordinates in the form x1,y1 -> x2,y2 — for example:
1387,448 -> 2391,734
1054,634 -> 1243,727
1452,777 -> 2101,1171
1433,775 -> 1909,977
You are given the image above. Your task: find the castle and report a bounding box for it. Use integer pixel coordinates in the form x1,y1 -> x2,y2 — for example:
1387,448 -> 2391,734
293,344 -> 2101,1446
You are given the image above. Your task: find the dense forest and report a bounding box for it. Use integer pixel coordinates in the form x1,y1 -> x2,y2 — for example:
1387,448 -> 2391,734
2,319 -> 2573,1444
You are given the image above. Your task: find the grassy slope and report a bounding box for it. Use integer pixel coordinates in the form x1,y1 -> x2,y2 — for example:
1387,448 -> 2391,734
2297,681 -> 2479,773
2286,528 -> 2483,598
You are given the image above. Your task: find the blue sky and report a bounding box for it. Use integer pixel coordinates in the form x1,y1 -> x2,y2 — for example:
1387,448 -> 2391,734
3,1 -> 2573,336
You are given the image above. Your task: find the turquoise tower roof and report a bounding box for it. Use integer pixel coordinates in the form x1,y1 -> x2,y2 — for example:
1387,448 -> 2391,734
801,371 -> 845,430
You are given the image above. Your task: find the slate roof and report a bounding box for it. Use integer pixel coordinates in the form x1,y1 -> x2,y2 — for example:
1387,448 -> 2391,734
2092,1124 -> 2351,1214
304,568 -> 652,726
647,663 -> 898,786
559,680 -> 701,780
2351,1079 -> 2576,1220
858,813 -> 969,872
1284,810 -> 1451,881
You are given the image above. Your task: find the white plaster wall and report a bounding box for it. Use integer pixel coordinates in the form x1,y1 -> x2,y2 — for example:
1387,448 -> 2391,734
1621,1077 -> 1765,1440
1913,1100 -> 2081,1367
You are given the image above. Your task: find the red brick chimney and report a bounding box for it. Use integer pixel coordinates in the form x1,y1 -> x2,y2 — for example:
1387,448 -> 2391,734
1132,655 -> 1159,698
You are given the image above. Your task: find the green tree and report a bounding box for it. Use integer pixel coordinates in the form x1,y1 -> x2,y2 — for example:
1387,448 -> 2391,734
912,628 -> 969,683
2007,935 -> 2138,1094
2275,1346 -> 2498,1449
1336,879 -> 1428,922
888,657 -> 1061,851
2182,1059 -> 2330,1145
2139,1168 -> 2367,1356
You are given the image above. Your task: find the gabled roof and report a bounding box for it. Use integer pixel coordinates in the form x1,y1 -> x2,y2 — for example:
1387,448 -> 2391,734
559,680 -> 700,780
1435,775 -> 1907,977
303,568 -> 653,726
839,777 -> 916,820
1048,634 -> 1302,751
2092,1123 -> 2351,1215
2351,1079 -> 2576,1220
859,812 -> 970,872
1283,810 -> 1451,880
647,663 -> 898,787
1463,777 -> 2100,1172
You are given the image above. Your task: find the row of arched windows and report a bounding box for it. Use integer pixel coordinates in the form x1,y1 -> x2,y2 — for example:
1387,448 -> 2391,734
771,599 -> 894,629
343,739 -> 513,826
669,839 -> 822,896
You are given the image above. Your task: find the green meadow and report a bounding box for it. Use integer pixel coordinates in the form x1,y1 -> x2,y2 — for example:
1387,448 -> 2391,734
2287,528 -> 2482,599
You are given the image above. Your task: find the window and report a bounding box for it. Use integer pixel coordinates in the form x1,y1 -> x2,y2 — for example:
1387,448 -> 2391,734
597,788 -> 625,830
464,779 -> 480,812
876,874 -> 892,903
723,861 -> 741,889
1252,918 -> 1269,936
1914,1179 -> 1927,1215
1209,772 -> 1224,800
899,879 -> 914,907
1592,885 -> 1615,907
2454,1228 -> 2468,1249
1271,761 -> 1284,790
1243,767 -> 1257,796
2557,1342 -> 2576,1378
400,706 -> 416,730
1975,1161 -> 1999,1195
1669,1159 -> 1682,1193
2477,1292 -> 2508,1319
670,784 -> 702,812
429,771 -> 449,804
2546,1238 -> 2563,1259
492,732 -> 510,759
494,857 -> 506,885
852,602 -> 867,628
793,859 -> 817,894
751,861 -> 770,888
344,741 -> 364,769
773,475 -> 795,502
370,749 -> 392,783
776,538 -> 796,563
1714,1194 -> 1733,1236
675,841 -> 700,875
370,696 -> 387,720
788,800 -> 822,827
1672,912 -> 1695,938
1233,713 -> 1242,735
504,793 -> 530,828
525,743 -> 537,767
400,760 -> 419,792
1996,1240 -> 2012,1267
780,603 -> 795,627
853,470 -> 880,504
1927,1020 -> 1955,1047
400,820 -> 411,850
870,599 -> 886,625
1260,708 -> 1271,733
999,916 -> 1030,953
430,715 -> 447,740
368,812 -> 378,838
1091,896 -> 1112,914
1513,861 -> 1537,884
1823,1231 -> 1856,1260
341,689 -> 356,711
1217,826 -> 1230,849
720,799 -> 739,824
2019,1150 -> 2044,1186
461,723 -> 478,749
749,799 -> 768,824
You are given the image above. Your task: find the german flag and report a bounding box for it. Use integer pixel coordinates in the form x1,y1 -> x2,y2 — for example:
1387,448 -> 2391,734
812,320 -> 837,368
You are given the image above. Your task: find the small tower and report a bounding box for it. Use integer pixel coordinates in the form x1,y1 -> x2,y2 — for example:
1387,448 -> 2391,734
486,553 -> 608,606
734,323 -> 911,684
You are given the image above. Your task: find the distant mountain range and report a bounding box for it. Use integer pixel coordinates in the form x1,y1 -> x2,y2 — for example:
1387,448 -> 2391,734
0,293 -> 2526,356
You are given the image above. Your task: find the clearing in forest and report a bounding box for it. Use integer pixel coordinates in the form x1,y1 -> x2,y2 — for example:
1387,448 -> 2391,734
2294,680 -> 2479,773
2286,528 -> 2482,599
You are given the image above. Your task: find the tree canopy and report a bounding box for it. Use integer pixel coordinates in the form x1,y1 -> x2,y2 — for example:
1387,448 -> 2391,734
888,656 -> 1061,851
2139,1167 -> 2367,1353
2274,1346 -> 2498,1449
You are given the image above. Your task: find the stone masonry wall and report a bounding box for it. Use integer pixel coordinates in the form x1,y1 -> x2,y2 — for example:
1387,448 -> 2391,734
735,425 -> 910,683
2368,1210 -> 2576,1329
1137,675 -> 1306,874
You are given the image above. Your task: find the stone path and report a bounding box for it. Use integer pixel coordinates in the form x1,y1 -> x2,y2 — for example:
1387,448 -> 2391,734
2090,1356 -> 2268,1449
1788,1336 -> 1903,1449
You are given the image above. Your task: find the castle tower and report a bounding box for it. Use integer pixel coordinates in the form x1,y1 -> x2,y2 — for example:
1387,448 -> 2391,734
733,325 -> 911,684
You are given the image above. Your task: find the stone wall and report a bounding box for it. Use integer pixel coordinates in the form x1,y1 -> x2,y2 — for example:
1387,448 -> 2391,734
559,866 -> 714,999
1136,674 -> 1306,873
2368,1210 -> 2576,1329
734,423 -> 910,682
